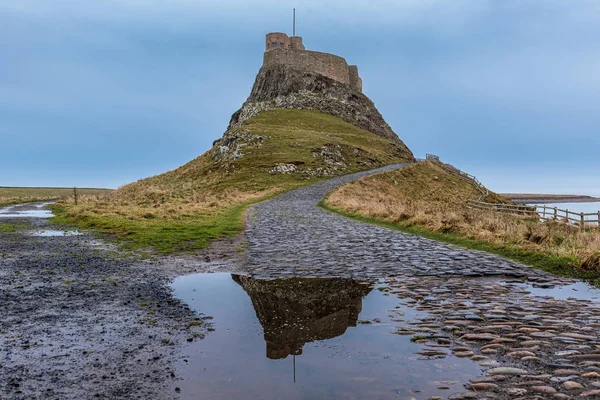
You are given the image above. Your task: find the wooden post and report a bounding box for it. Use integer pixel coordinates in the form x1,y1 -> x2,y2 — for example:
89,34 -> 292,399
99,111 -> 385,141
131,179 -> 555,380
73,187 -> 78,205
598,211 -> 600,228
554,207 -> 557,220
580,212 -> 585,232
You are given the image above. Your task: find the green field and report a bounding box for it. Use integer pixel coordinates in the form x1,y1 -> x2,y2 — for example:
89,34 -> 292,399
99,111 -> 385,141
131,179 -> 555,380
0,187 -> 113,207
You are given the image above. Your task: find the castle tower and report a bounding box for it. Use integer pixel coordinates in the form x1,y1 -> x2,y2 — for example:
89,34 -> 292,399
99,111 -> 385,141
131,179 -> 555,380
263,32 -> 361,93
265,32 -> 304,52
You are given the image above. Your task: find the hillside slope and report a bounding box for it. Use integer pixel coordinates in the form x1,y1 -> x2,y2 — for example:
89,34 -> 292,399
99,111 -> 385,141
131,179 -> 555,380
55,110 -> 413,252
325,161 -> 503,228
116,110 -> 412,204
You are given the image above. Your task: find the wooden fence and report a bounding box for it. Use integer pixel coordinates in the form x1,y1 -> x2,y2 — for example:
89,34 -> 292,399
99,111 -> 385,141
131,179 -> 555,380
536,204 -> 600,229
419,154 -> 600,231
466,200 -> 536,216
424,154 -> 489,201
467,200 -> 600,231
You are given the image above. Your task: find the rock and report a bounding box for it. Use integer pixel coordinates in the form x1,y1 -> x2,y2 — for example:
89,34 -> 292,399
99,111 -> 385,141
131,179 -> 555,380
521,356 -> 540,362
470,355 -> 488,361
580,389 -> 600,397
562,332 -> 596,340
568,354 -> 600,361
229,64 -> 413,152
448,392 -> 478,399
269,163 -> 298,174
531,331 -> 556,338
562,381 -> 583,390
551,375 -> 579,383
481,343 -> 504,350
505,388 -> 528,396
460,333 -> 498,341
553,369 -> 580,376
470,376 -> 507,383
530,386 -> 557,394
453,351 -> 474,358
481,349 -> 498,354
469,382 -> 498,391
486,367 -> 529,376
507,351 -> 536,358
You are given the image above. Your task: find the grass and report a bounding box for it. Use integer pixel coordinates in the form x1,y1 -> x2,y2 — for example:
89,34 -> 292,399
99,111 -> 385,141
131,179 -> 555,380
322,162 -> 600,280
52,198 -> 258,253
55,110 -> 413,253
0,187 -> 112,207
0,220 -> 31,233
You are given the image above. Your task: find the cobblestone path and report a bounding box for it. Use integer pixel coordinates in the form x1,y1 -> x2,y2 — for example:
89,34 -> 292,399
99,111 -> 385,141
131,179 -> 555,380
245,164 -> 545,280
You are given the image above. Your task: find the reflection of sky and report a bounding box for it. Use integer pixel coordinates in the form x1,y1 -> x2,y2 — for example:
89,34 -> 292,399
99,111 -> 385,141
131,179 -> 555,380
0,202 -> 54,218
171,273 -> 481,400
521,281 -> 600,302
1,1 -> 599,194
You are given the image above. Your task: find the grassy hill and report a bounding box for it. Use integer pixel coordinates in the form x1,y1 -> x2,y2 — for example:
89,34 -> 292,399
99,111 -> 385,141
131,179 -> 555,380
323,162 -> 600,276
53,110 -> 413,252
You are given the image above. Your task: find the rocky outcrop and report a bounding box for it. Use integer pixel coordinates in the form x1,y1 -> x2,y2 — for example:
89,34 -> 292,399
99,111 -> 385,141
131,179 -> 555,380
232,275 -> 372,360
229,64 -> 413,158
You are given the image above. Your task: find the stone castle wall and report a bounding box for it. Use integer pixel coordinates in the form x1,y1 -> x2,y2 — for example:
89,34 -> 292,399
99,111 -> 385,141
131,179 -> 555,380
263,33 -> 362,92
348,65 -> 362,93
264,49 -> 352,87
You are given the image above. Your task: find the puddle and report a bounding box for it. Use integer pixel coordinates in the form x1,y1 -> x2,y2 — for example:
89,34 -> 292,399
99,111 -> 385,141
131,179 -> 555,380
172,273 -> 482,400
28,229 -> 82,237
0,202 -> 54,218
519,280 -> 600,301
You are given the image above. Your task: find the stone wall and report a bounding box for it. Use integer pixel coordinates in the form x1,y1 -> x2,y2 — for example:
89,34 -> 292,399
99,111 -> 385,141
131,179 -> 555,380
263,32 -> 362,93
263,49 -> 353,87
348,65 -> 362,92
265,32 -> 290,51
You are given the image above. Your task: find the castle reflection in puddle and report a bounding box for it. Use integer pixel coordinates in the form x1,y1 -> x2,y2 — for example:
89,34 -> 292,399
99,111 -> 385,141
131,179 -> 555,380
232,275 -> 372,360
172,272 -> 481,399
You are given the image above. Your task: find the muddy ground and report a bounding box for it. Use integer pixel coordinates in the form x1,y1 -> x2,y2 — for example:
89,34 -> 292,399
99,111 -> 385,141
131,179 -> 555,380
0,203 -> 244,400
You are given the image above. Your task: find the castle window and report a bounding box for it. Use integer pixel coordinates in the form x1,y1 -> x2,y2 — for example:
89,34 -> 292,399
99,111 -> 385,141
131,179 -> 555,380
271,43 -> 277,49
280,43 -> 285,48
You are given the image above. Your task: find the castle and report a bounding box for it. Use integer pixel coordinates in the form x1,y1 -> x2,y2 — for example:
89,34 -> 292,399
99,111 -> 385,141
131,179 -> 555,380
264,32 -> 363,93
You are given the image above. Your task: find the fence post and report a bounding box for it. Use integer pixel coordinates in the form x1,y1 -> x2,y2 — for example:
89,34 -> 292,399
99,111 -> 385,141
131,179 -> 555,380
580,212 -> 585,232
598,211 -> 600,228
73,187 -> 78,205
554,207 -> 557,220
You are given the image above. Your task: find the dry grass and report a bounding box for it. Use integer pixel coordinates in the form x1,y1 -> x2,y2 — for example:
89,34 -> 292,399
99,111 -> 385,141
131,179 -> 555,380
326,162 -> 600,271
0,187 -> 112,207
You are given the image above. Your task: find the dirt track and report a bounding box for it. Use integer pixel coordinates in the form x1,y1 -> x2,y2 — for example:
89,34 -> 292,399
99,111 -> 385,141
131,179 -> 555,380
0,202 -> 228,400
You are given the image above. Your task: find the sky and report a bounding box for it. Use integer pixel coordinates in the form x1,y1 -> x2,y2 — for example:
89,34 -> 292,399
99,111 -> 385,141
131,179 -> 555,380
1,0 -> 599,195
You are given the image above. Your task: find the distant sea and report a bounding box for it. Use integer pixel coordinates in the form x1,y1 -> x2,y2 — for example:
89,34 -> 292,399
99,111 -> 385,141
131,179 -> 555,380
528,202 -> 600,215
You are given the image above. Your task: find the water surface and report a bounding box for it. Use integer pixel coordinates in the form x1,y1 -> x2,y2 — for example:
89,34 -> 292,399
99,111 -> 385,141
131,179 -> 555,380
28,229 -> 82,237
172,273 -> 482,400
0,202 -> 54,218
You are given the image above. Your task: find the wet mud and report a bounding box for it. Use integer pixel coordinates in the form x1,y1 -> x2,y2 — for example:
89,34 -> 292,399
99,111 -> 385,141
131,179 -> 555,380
0,203 -> 222,400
